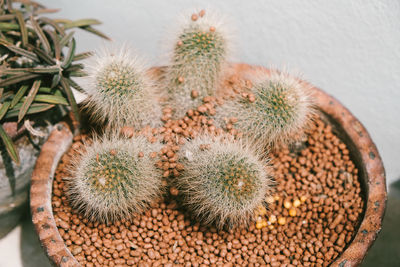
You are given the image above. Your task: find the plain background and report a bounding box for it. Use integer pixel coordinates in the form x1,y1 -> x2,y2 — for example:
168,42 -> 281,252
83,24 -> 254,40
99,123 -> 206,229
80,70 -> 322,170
0,0 -> 399,266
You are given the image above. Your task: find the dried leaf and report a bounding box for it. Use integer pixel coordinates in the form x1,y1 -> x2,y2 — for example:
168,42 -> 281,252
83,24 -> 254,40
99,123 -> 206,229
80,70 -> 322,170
34,8 -> 60,15
15,11 -> 28,47
0,14 -> 15,21
6,0 -> 13,12
0,124 -> 20,164
18,79 -> 41,122
63,19 -> 101,29
10,84 -> 28,108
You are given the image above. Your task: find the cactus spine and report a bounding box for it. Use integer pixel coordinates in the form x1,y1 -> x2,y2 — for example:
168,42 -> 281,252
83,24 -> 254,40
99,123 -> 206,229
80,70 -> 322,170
176,135 -> 273,229
216,70 -> 314,147
164,9 -> 231,118
84,46 -> 162,129
66,135 -> 163,223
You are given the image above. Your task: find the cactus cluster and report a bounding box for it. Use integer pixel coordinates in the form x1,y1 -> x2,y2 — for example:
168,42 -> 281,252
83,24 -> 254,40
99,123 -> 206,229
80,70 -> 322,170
216,70 -> 314,147
176,135 -> 273,229
164,9 -> 231,118
65,9 -> 316,230
67,135 -> 162,223
84,46 -> 162,129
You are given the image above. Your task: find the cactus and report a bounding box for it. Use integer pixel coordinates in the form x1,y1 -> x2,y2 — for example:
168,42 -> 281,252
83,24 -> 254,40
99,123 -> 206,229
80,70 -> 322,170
66,135 -> 163,223
164,9 -> 231,118
216,70 -> 314,147
176,135 -> 273,229
84,46 -> 162,129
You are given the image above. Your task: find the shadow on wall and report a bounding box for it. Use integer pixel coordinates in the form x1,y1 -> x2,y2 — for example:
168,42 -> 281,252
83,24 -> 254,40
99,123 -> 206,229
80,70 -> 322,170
362,179 -> 400,266
19,205 -> 51,267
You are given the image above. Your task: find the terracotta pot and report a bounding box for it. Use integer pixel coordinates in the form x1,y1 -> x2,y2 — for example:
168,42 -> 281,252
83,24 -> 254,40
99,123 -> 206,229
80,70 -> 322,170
30,64 -> 386,266
0,122 -> 45,238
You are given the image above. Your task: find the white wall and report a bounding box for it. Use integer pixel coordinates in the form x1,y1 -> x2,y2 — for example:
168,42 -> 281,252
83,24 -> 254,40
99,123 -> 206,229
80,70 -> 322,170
41,0 -> 400,186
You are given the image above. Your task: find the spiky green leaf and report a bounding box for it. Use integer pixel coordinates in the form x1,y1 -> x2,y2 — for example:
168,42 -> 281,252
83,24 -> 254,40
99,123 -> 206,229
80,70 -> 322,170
0,101 -> 10,120
5,103 -> 55,119
60,77 -> 79,122
2,44 -> 39,62
0,22 -> 19,30
67,77 -> 85,92
33,94 -> 68,105
73,51 -> 93,61
0,123 -> 19,164
18,79 -> 41,122
39,17 -> 65,35
63,19 -> 101,29
30,16 -> 51,53
51,73 -> 61,88
0,73 -> 39,87
14,11 -> 27,47
81,26 -> 110,40
62,39 -> 75,68
59,31 -> 74,48
10,84 -> 28,108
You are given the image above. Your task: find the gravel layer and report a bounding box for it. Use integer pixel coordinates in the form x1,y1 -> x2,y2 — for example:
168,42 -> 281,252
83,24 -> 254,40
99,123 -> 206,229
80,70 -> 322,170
52,114 -> 363,266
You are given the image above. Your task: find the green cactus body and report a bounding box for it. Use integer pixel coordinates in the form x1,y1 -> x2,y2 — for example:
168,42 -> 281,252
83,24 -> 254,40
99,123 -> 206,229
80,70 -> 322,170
165,10 -> 230,118
84,47 -> 162,129
177,135 -> 272,229
67,136 -> 162,223
216,71 -> 314,147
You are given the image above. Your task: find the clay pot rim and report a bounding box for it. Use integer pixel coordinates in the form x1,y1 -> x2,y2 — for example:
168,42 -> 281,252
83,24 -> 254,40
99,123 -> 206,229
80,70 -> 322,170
30,63 -> 386,267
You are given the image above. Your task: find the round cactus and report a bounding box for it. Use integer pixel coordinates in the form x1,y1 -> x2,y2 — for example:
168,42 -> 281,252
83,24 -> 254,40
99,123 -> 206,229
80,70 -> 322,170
66,135 -> 163,223
164,9 -> 232,118
176,135 -> 273,229
216,70 -> 314,147
84,46 -> 162,129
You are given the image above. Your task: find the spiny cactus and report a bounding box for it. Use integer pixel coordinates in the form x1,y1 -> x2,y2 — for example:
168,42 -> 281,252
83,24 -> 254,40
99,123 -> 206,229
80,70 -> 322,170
176,135 -> 273,229
216,70 -> 314,147
84,46 -> 162,129
164,9 -> 231,118
66,135 -> 163,223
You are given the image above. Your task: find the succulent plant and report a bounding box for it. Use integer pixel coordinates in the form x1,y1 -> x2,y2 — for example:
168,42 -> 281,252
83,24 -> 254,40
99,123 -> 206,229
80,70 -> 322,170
164,9 -> 231,118
84,46 -> 162,129
216,70 -> 314,147
176,135 -> 273,229
66,135 -> 163,223
0,0 -> 108,164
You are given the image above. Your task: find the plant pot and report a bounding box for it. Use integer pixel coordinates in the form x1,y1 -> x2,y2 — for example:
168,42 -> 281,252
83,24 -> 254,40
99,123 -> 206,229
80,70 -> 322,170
30,63 -> 386,266
0,122 -> 51,238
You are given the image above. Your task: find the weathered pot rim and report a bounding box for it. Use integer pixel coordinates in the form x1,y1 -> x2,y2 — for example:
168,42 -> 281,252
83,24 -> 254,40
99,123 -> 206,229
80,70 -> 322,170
30,63 -> 386,267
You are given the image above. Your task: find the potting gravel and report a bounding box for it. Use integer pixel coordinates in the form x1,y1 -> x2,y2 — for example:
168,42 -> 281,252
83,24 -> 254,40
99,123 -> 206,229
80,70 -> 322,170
52,75 -> 364,266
